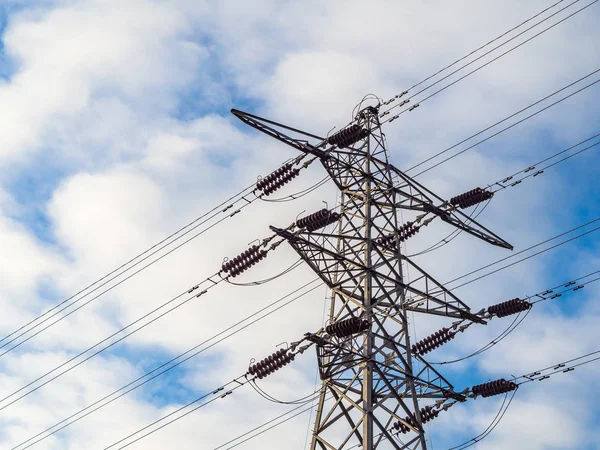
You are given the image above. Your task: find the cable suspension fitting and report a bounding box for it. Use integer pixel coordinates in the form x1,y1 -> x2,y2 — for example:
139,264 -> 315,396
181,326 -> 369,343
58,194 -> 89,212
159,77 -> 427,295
487,298 -> 532,318
325,317 -> 369,338
248,348 -> 296,379
450,187 -> 494,209
327,124 -> 370,148
296,208 -> 340,232
412,327 -> 456,355
471,378 -> 518,398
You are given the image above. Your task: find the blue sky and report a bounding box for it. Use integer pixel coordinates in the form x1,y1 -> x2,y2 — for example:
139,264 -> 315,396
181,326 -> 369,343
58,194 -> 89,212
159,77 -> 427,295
0,1 -> 599,449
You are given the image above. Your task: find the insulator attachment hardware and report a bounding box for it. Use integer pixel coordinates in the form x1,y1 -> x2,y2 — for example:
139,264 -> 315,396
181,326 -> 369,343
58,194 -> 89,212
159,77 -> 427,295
487,298 -> 532,318
248,348 -> 295,379
450,188 -> 494,209
325,317 -> 369,338
327,124 -> 370,149
471,378 -> 517,398
392,405 -> 440,434
255,164 -> 301,196
222,245 -> 268,278
296,209 -> 340,232
412,327 -> 456,355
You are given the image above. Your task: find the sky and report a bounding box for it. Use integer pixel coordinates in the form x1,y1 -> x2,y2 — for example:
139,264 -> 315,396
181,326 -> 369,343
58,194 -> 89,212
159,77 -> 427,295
0,0 -> 599,449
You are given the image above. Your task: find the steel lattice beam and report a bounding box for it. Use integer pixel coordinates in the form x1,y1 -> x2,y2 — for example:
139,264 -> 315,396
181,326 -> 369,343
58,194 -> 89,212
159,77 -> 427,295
232,105 -> 510,449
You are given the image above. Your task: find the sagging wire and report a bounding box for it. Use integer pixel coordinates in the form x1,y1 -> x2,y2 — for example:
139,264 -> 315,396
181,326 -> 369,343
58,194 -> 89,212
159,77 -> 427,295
431,270 -> 599,365
250,381 -> 321,406
225,258 -> 304,287
430,309 -> 532,365
407,199 -> 492,257
352,93 -> 384,120
261,176 -> 330,203
448,389 -> 519,450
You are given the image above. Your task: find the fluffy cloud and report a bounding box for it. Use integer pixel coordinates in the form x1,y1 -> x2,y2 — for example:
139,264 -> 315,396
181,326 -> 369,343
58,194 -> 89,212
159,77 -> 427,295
0,0 -> 598,449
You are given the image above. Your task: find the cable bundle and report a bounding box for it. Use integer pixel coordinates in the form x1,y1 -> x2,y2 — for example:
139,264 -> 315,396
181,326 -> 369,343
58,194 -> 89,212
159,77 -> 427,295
392,405 -> 440,434
472,378 -> 517,398
327,124 -> 370,148
325,317 -> 369,338
450,187 -> 494,209
256,164 -> 301,196
222,245 -> 267,278
487,298 -> 532,318
248,349 -> 295,379
296,209 -> 340,232
412,327 -> 456,355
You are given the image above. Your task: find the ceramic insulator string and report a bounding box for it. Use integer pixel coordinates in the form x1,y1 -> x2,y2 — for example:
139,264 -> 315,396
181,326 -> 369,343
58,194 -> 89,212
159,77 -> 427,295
450,187 -> 494,209
488,298 -> 532,318
222,245 -> 268,278
248,349 -> 295,379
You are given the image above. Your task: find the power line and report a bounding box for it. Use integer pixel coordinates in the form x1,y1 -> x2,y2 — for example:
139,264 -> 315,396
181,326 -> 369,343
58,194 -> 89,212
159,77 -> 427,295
0,190 -> 259,359
382,0 -> 598,128
517,348 -> 600,384
448,390 -> 518,450
409,132 -> 600,257
12,280 -> 322,450
102,345 -> 313,449
489,135 -> 600,192
104,376 -> 250,450
400,0 -> 568,95
0,184 -> 254,350
214,402 -> 315,450
381,0 -> 585,119
75,214 -> 600,448
443,216 -> 600,288
8,0 -> 586,375
431,268 -> 600,365
9,0 -> 568,369
0,152 -> 316,360
410,69 -> 600,177
0,272 -> 223,412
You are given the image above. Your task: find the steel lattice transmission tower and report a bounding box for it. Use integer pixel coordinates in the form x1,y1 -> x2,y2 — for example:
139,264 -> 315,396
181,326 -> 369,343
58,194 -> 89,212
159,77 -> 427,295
232,104 -> 512,450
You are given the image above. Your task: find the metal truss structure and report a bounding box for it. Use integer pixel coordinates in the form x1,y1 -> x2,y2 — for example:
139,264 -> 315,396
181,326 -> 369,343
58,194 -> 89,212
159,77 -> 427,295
232,105 -> 512,450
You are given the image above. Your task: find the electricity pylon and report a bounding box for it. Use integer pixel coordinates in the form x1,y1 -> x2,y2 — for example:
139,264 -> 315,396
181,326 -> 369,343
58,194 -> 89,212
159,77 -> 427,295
232,104 -> 512,449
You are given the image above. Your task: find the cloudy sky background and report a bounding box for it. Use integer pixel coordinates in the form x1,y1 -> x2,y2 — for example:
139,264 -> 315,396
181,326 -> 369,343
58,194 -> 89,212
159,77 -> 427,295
0,0 -> 599,448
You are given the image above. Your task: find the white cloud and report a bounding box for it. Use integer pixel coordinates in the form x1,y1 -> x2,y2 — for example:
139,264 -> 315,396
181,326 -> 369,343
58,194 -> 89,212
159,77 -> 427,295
0,0 -> 598,449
